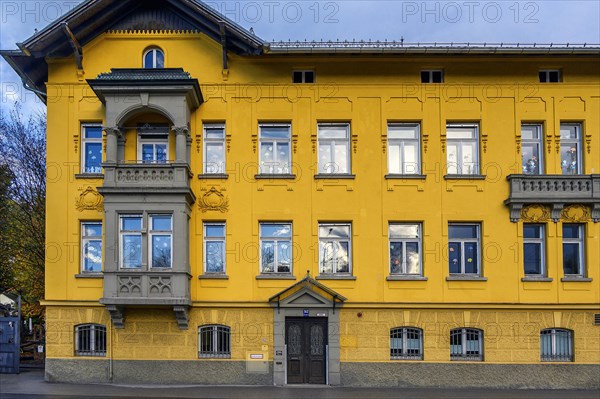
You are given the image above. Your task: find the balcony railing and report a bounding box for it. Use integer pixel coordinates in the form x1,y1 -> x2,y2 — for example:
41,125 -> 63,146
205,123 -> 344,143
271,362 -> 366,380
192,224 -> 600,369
505,174 -> 600,222
102,162 -> 193,190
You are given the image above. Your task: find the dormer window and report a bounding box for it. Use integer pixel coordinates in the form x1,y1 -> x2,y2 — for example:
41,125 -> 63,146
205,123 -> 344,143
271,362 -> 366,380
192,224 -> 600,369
144,48 -> 164,69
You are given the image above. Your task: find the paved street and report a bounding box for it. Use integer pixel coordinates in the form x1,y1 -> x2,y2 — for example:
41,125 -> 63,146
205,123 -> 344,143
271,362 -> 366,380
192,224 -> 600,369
1,369 -> 599,399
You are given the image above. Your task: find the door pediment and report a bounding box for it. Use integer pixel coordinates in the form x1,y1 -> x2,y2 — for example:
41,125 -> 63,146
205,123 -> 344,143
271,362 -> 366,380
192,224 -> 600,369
269,274 -> 346,309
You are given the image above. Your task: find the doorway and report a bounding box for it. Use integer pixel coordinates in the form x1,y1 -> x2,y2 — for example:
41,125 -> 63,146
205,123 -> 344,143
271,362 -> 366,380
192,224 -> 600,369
285,317 -> 327,384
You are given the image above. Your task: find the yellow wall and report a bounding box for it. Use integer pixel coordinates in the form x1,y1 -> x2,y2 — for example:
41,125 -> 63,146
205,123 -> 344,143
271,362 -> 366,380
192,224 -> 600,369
45,33 -> 599,313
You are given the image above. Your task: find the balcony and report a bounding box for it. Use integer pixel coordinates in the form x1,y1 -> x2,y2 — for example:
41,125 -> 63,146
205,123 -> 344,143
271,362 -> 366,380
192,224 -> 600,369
102,162 -> 193,190
505,174 -> 600,222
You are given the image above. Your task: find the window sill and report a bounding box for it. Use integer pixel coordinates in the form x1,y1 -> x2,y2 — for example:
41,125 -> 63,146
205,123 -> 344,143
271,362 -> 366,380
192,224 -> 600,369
75,273 -> 103,279
254,174 -> 296,180
444,175 -> 486,180
387,275 -> 428,281
314,174 -> 356,180
522,276 -> 553,282
561,276 -> 592,282
75,173 -> 104,180
199,274 -> 229,280
446,275 -> 487,281
385,174 -> 427,180
198,173 -> 229,180
256,274 -> 297,280
316,274 -> 356,280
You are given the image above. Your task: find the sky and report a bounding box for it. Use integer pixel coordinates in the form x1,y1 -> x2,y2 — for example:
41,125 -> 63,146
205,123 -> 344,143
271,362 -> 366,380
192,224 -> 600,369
1,0 -> 599,116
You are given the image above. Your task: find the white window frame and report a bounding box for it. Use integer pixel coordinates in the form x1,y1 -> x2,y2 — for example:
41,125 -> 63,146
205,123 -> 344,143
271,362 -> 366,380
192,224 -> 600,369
81,222 -> 102,273
450,328 -> 483,361
421,70 -> 444,83
521,124 -> 544,175
448,223 -> 482,276
387,123 -> 421,175
198,324 -> 231,358
540,328 -> 573,362
137,125 -> 169,164
81,124 -> 103,174
119,215 -> 143,269
259,124 -> 292,175
259,223 -> 293,274
292,70 -> 315,83
562,223 -> 585,277
203,223 -> 226,274
318,223 -> 352,275
539,69 -> 561,83
203,124 -> 226,174
75,324 -> 106,357
143,48 -> 164,69
446,124 -> 479,175
390,327 -> 423,360
560,123 -> 583,175
148,214 -> 173,269
317,123 -> 351,174
523,224 -> 546,276
389,223 -> 422,275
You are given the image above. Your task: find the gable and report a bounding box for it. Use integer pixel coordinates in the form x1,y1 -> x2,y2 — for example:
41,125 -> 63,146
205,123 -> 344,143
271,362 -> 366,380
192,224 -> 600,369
0,0 -> 264,102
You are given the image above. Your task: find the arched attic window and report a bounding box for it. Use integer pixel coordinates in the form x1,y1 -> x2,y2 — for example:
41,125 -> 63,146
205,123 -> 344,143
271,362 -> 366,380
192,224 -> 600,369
143,47 -> 165,69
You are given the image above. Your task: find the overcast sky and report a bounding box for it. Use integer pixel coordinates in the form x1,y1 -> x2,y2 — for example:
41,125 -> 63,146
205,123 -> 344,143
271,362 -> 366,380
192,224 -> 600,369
1,0 -> 599,116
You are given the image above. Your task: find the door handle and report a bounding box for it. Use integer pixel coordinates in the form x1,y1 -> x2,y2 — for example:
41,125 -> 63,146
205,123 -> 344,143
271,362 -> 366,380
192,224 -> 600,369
290,357 -> 300,360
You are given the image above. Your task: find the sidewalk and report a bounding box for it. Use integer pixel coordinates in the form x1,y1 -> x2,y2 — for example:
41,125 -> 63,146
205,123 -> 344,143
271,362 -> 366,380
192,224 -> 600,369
1,369 -> 599,399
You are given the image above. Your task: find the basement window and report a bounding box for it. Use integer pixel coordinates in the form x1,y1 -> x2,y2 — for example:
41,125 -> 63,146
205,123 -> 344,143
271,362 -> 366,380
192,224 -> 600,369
293,70 -> 315,83
75,324 -> 106,357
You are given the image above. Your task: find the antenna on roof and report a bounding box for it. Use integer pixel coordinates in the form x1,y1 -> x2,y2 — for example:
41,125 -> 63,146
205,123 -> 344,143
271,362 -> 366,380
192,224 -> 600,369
249,27 -> 255,35
401,36 -> 404,46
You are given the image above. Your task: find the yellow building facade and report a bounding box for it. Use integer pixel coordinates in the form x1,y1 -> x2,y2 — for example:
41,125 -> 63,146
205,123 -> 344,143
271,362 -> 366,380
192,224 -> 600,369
2,0 -> 599,388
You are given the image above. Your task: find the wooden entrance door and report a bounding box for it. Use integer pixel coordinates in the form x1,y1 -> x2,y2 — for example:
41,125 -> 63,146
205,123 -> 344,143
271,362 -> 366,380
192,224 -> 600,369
285,317 -> 327,384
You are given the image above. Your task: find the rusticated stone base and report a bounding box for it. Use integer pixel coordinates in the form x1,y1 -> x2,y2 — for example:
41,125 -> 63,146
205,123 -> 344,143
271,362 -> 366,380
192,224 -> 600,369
45,359 -> 273,385
340,362 -> 600,389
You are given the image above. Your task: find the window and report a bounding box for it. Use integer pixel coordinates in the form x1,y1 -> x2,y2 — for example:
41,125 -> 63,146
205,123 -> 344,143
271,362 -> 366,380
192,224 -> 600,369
388,123 -> 421,175
138,125 -> 169,163
446,124 -> 479,175
81,125 -> 102,174
421,70 -> 443,83
119,214 -> 174,269
293,70 -> 315,83
389,223 -> 421,275
560,123 -> 583,175
521,124 -> 544,175
81,222 -> 102,273
540,329 -> 573,362
149,215 -> 172,268
120,216 -> 143,269
450,328 -> 483,361
319,223 -> 351,275
204,223 -> 225,274
143,48 -> 164,69
390,327 -> 423,360
318,124 -> 350,174
199,325 -> 231,358
260,223 -> 292,274
562,224 -> 585,277
524,224 -> 545,276
203,124 -> 225,174
259,124 -> 291,174
448,224 -> 481,275
539,70 -> 561,83
75,324 -> 106,357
